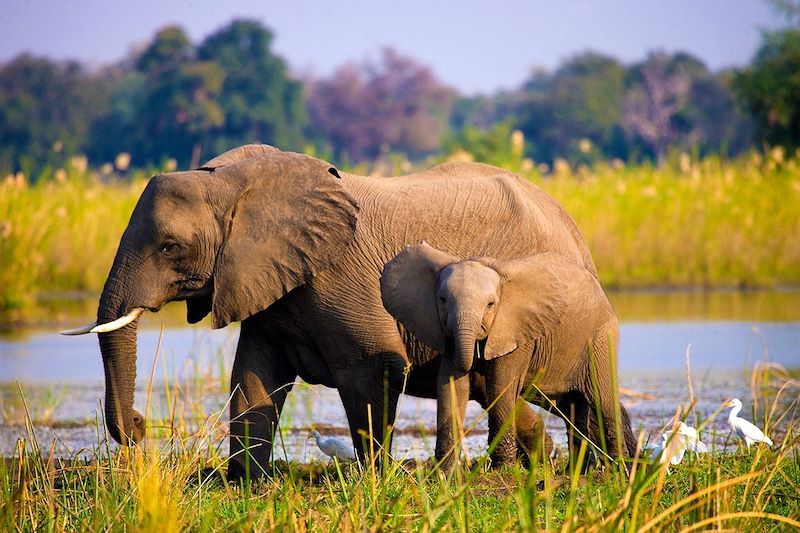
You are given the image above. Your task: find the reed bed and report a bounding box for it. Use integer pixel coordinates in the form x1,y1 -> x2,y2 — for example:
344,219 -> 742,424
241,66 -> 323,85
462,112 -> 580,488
539,150 -> 800,289
0,166 -> 148,325
1,333 -> 798,531
2,150 -> 799,326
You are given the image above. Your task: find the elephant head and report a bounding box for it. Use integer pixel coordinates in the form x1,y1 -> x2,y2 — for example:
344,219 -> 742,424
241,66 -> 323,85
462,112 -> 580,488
381,243 -> 568,373
62,145 -> 359,445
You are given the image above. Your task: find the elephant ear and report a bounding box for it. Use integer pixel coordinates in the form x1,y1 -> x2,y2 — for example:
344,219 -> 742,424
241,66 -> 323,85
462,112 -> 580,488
482,253 -> 571,359
211,152 -> 359,328
380,242 -> 461,353
198,144 -> 280,169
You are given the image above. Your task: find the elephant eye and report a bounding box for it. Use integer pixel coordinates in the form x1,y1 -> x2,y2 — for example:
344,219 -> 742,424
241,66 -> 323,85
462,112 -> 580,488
487,300 -> 495,308
160,241 -> 179,255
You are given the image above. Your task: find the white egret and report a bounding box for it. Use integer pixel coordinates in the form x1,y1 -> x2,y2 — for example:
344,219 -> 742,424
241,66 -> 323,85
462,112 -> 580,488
726,398 -> 773,448
647,421 -> 708,471
308,430 -> 356,461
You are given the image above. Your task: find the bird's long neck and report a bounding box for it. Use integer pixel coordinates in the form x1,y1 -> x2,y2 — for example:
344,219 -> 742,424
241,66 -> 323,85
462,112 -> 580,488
729,404 -> 741,421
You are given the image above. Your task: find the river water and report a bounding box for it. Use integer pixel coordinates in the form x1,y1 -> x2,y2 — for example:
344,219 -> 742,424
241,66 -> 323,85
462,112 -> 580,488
1,290 -> 798,462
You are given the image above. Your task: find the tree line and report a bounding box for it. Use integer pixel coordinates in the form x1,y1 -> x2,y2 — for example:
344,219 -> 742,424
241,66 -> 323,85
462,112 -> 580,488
1,19 -> 798,177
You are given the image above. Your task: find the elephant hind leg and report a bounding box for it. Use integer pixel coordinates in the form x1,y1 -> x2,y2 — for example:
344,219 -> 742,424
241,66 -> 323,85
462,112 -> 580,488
554,394 -> 593,474
585,394 -> 638,461
339,387 -> 399,465
338,357 -> 404,465
591,401 -> 637,459
514,399 -> 553,465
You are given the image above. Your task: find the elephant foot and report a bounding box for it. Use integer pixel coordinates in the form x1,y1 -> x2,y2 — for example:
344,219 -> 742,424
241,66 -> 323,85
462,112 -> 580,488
190,466 -> 226,486
536,474 -> 587,492
516,429 -> 554,468
566,449 -> 598,476
434,446 -> 463,476
187,462 -> 269,488
224,458 -> 268,485
489,455 -> 517,469
489,435 -> 519,469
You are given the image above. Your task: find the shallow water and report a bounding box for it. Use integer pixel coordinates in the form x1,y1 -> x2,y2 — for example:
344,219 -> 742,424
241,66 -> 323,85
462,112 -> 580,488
1,290 -> 798,461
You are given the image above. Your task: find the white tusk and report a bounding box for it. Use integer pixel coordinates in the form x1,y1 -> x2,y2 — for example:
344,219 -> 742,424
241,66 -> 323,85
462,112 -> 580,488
59,322 -> 98,335
90,308 -> 144,333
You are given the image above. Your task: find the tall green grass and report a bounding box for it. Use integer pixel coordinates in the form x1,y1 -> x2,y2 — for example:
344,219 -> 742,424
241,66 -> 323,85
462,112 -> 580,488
2,149 -> 799,325
1,350 -> 798,531
538,150 -> 800,289
0,168 -> 147,325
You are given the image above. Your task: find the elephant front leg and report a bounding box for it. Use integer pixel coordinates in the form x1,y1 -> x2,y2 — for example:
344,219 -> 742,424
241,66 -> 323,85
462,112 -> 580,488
486,376 -> 520,468
228,325 -> 296,482
435,357 -> 470,473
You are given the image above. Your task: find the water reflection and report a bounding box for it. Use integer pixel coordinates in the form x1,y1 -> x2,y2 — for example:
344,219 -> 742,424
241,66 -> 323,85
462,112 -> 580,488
1,291 -> 798,460
609,289 -> 800,322
5,288 -> 799,339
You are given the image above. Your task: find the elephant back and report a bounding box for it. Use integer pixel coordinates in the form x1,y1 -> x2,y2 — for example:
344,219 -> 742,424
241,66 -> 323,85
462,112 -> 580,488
199,144 -> 281,169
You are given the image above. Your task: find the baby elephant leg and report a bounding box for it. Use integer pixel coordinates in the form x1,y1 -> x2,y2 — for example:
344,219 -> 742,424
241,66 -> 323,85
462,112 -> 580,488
514,399 -> 553,464
487,388 -> 518,467
486,352 -> 552,467
435,357 -> 470,473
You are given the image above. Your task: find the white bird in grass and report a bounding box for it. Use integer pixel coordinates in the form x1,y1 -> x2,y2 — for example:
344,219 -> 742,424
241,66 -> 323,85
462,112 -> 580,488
726,398 -> 773,448
308,430 -> 356,461
648,421 -> 708,471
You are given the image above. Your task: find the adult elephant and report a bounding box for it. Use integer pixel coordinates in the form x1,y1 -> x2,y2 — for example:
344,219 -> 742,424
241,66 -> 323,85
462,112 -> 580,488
62,144 -> 596,478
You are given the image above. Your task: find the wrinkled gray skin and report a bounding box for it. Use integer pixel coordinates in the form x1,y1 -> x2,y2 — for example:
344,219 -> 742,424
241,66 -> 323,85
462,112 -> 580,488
381,243 -> 637,471
87,144 -> 597,479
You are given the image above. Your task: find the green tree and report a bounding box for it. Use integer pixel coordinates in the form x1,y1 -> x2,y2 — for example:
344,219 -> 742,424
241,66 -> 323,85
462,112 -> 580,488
623,52 -> 751,162
88,21 -> 304,169
735,28 -> 800,151
0,55 -> 108,175
135,26 -> 192,77
444,121 -> 528,170
86,69 -> 146,167
133,26 -> 226,168
140,60 -> 225,168
197,20 -> 306,157
515,52 -> 627,164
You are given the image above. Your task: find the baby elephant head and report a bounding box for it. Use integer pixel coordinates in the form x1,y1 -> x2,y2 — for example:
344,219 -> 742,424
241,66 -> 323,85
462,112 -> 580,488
381,242 -> 568,373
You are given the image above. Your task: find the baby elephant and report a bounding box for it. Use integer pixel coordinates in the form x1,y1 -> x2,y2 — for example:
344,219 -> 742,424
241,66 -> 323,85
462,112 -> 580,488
381,242 -> 637,470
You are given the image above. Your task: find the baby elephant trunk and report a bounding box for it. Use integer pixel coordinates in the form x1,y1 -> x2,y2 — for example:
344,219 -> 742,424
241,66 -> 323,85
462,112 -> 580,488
452,313 -> 481,373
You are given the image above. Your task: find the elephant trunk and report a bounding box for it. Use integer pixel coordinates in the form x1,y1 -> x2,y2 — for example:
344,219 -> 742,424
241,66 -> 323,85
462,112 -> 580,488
452,313 -> 481,374
97,271 -> 145,445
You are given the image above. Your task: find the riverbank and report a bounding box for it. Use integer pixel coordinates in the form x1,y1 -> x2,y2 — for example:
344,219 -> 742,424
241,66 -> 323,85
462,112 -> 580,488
3,289 -> 797,529
1,377 -> 797,531
2,151 -> 799,326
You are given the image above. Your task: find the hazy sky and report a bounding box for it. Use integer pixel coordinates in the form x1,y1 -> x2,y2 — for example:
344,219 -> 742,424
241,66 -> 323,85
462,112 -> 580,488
0,0 -> 786,94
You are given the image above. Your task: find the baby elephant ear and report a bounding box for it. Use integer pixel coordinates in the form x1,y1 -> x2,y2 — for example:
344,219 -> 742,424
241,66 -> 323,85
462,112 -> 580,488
380,242 -> 460,353
482,253 -> 571,359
